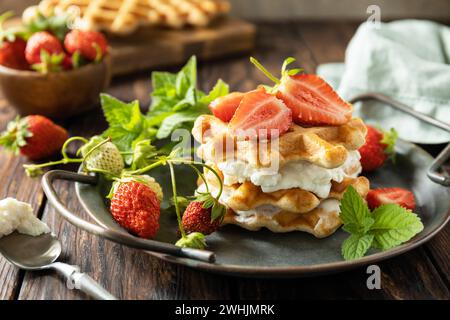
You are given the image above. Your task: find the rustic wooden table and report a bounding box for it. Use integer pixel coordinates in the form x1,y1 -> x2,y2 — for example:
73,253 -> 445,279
1,22 -> 449,300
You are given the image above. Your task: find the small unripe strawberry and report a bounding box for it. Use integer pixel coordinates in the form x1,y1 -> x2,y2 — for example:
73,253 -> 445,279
80,136 -> 124,177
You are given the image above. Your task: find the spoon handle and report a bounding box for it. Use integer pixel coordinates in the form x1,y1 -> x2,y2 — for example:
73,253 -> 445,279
50,262 -> 117,300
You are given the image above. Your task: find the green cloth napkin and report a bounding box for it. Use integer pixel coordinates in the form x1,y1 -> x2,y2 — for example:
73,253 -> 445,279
317,20 -> 450,144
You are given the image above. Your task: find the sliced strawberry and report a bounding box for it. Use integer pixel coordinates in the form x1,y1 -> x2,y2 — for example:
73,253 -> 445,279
276,74 -> 353,126
209,92 -> 245,122
229,90 -> 292,139
367,188 -> 416,211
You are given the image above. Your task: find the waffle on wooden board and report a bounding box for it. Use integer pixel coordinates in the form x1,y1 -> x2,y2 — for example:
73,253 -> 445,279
30,0 -> 231,35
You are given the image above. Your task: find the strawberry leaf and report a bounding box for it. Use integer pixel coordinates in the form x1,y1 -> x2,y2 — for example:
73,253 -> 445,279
381,127 -> 398,161
175,232 -> 206,249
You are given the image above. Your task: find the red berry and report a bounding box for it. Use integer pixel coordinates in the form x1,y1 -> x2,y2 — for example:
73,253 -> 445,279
0,115 -> 69,161
367,188 -> 416,211
25,31 -> 63,65
228,90 -> 292,139
182,202 -> 220,235
64,30 -> 108,61
0,38 -> 29,70
209,92 -> 245,122
359,126 -> 390,172
110,182 -> 160,239
62,54 -> 73,70
276,74 -> 353,126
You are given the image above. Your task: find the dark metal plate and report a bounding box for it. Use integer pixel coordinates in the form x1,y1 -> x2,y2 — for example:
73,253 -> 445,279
75,140 -> 450,277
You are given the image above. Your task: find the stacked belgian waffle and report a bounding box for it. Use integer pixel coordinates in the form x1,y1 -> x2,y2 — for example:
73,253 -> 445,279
192,114 -> 369,238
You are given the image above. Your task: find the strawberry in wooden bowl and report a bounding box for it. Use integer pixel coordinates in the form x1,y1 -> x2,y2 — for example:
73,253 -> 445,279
0,11 -> 111,119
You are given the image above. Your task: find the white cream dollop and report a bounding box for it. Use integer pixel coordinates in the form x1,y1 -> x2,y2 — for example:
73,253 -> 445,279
0,198 -> 50,238
217,151 -> 362,198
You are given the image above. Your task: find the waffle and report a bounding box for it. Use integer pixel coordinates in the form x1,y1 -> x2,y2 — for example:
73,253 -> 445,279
33,0 -> 231,35
222,199 -> 343,238
192,115 -> 367,170
199,175 -> 369,214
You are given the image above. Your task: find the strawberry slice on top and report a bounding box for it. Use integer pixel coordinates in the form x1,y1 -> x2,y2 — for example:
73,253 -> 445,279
277,74 -> 353,126
228,89 -> 292,139
250,57 -> 353,126
209,92 -> 245,122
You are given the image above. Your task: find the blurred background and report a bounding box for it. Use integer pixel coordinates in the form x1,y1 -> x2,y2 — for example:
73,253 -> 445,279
3,0 -> 450,21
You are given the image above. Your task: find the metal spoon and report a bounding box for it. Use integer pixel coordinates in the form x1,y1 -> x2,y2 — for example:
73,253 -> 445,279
0,231 -> 117,300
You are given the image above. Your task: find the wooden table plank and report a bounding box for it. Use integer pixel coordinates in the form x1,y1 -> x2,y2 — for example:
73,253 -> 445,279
0,99 -> 46,300
235,248 -> 449,300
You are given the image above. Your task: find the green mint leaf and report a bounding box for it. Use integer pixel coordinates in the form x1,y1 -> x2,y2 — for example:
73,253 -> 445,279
342,234 -> 374,261
369,204 -> 424,250
152,71 -> 177,92
175,56 -> 197,97
339,186 -> 374,234
100,94 -> 154,164
156,110 -> 200,139
200,79 -> 229,105
101,94 -> 142,131
131,139 -> 158,170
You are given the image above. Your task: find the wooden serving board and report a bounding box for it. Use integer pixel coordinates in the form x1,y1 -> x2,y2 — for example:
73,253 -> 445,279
108,18 -> 256,75
8,17 -> 256,76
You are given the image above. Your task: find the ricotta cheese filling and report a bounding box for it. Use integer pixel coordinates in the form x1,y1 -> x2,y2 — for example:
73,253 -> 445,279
233,199 -> 341,225
0,198 -> 50,239
216,150 -> 362,198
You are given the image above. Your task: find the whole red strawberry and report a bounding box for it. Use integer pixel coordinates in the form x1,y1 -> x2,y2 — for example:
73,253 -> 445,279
0,38 -> 29,70
367,188 -> 416,211
359,125 -> 398,172
64,30 -> 108,61
0,12 -> 29,70
25,31 -> 63,65
182,201 -> 221,235
0,115 -> 69,161
110,181 -> 160,239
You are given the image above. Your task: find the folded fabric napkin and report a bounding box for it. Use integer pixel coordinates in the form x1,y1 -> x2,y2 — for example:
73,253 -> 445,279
317,20 -> 450,144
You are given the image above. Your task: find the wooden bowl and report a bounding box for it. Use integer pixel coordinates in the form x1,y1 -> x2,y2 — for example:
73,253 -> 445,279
0,55 -> 111,119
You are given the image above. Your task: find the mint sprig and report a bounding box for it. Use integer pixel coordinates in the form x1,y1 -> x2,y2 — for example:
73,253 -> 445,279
99,56 -> 229,165
340,186 -> 424,261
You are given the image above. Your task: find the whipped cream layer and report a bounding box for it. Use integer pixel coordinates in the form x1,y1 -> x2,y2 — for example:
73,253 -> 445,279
216,150 -> 362,198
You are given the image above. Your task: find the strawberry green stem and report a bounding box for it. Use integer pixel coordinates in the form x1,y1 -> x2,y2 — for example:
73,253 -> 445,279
250,57 -> 280,85
187,164 -> 209,193
81,137 -> 111,161
23,158 -> 83,176
168,161 -> 186,238
126,160 -> 164,175
61,136 -> 88,159
168,159 -> 223,201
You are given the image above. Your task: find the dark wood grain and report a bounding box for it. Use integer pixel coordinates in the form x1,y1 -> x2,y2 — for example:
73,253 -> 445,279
1,21 -> 449,300
0,98 -> 46,300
